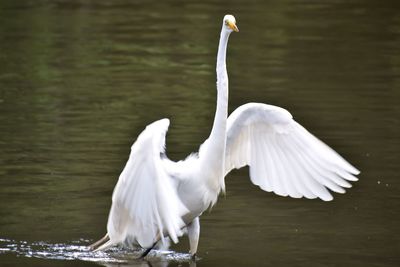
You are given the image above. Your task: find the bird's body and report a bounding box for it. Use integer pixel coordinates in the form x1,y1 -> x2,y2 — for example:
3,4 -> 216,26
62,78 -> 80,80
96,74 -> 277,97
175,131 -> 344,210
91,15 -> 359,257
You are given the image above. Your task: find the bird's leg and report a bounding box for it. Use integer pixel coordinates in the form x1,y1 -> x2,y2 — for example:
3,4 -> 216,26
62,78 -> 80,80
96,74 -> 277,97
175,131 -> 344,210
187,217 -> 200,259
139,241 -> 157,259
138,232 -> 163,259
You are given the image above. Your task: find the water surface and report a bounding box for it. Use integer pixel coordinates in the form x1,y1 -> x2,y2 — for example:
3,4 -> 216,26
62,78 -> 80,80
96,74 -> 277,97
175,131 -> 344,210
0,0 -> 399,266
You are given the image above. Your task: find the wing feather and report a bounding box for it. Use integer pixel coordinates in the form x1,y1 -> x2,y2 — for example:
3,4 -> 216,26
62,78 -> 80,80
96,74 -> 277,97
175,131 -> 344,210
270,136 -> 302,198
225,103 -> 360,201
107,119 -> 188,248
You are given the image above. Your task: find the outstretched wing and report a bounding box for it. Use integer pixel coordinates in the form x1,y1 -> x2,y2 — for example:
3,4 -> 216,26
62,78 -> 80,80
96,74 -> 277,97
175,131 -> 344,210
225,103 -> 360,201
107,119 -> 188,248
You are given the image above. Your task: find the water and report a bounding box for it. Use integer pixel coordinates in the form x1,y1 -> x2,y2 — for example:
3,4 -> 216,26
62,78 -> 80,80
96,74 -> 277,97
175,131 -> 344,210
0,238 -> 193,266
0,0 -> 399,266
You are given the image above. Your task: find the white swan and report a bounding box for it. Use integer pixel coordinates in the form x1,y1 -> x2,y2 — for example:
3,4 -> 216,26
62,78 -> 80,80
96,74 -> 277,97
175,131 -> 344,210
90,14 -> 359,258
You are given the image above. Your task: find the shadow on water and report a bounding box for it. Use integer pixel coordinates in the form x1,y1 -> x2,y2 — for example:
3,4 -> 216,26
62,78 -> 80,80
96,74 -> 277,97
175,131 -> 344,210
0,238 -> 196,267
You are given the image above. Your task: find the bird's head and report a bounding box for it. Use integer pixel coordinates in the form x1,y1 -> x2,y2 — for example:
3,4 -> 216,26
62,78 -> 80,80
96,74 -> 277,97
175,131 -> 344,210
223,14 -> 239,33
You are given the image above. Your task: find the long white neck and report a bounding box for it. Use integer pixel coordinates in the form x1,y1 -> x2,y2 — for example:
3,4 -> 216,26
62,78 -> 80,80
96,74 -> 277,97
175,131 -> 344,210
201,27 -> 231,194
210,28 -> 230,141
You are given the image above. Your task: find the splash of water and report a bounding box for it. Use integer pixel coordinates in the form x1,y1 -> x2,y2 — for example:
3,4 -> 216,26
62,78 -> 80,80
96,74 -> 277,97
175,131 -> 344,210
0,238 -> 194,265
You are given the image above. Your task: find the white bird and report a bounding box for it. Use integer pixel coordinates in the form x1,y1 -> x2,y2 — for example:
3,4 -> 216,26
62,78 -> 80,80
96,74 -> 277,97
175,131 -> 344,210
90,14 -> 360,258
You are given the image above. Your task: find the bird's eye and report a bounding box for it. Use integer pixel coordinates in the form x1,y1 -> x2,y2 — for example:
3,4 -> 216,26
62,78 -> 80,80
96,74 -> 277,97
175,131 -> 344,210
224,20 -> 229,26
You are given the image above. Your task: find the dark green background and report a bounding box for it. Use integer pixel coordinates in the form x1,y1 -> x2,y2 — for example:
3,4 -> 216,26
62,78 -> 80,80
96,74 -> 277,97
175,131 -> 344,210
0,0 -> 399,266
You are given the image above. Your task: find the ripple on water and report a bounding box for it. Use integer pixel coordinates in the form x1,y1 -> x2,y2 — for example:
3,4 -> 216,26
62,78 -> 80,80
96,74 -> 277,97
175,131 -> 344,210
0,238 -> 194,265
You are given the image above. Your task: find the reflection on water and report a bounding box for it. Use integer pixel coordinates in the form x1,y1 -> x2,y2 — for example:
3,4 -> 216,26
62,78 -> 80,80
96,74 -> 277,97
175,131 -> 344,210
0,238 -> 195,266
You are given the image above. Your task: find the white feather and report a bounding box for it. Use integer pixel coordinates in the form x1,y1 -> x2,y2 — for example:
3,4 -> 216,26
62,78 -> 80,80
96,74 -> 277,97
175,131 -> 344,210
225,103 -> 360,201
107,119 -> 188,248
94,15 -> 360,256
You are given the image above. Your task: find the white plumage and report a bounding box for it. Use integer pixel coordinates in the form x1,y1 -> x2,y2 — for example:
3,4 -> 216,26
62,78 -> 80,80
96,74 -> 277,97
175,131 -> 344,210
91,14 -> 359,257
107,119 -> 187,248
225,103 -> 359,201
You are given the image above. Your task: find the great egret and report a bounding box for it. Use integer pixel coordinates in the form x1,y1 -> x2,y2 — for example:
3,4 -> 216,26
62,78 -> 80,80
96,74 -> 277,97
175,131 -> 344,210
90,14 -> 360,258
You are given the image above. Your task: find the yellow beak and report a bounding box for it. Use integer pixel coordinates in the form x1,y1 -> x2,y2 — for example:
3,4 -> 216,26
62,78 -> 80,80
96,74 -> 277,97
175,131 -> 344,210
228,21 -> 239,32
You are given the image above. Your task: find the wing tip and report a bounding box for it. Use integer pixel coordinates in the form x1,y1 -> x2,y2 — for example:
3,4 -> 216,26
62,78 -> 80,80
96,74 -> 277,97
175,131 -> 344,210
322,195 -> 334,201
342,161 -> 360,177
345,172 -> 359,181
148,118 -> 170,129
159,118 -> 170,127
